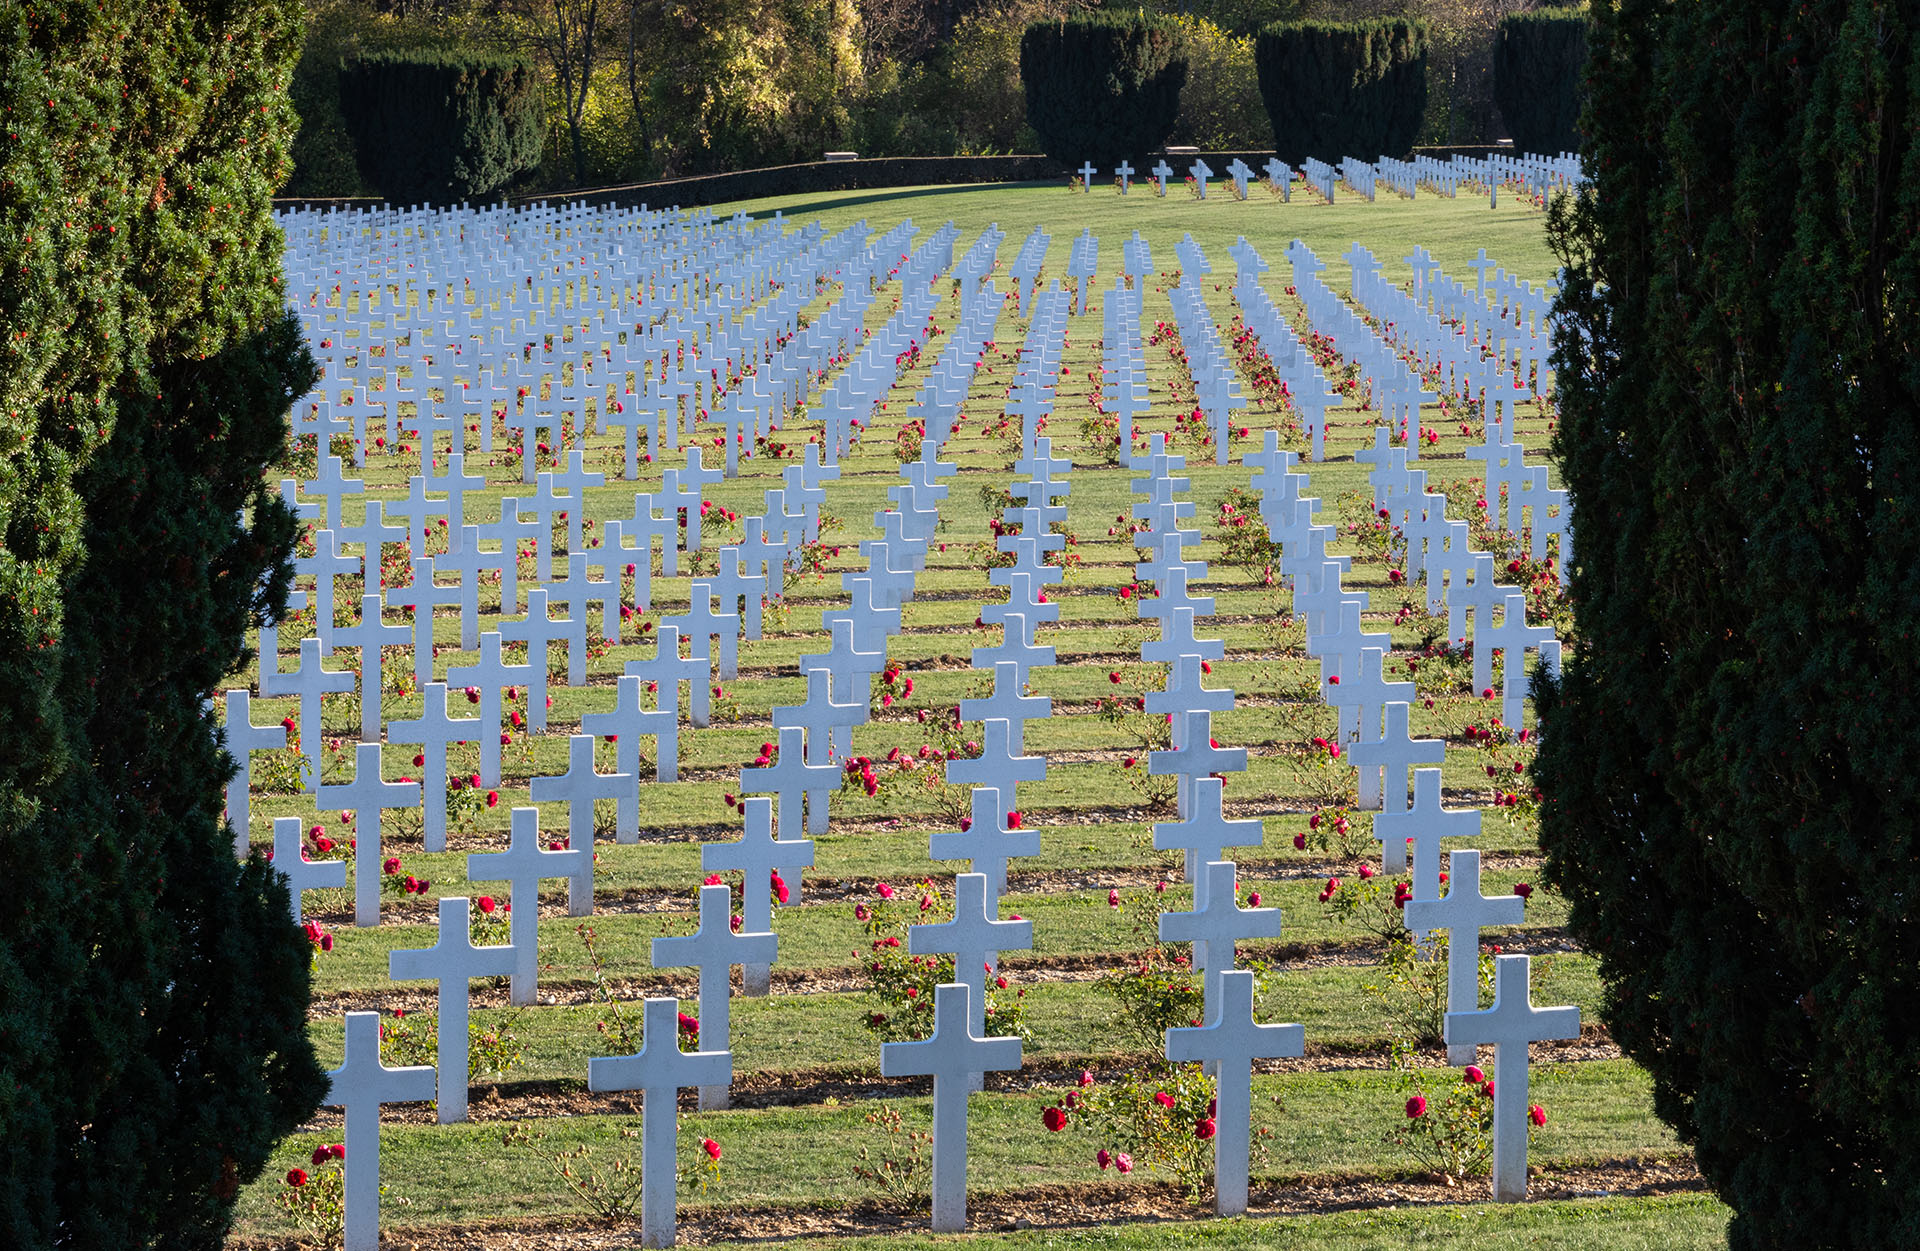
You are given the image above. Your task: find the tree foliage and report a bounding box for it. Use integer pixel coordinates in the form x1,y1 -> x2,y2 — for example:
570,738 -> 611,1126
1020,10 -> 1188,168
0,0 -> 326,1244
1492,6 -> 1586,155
1254,17 -> 1430,165
339,48 -> 546,203
1538,1 -> 1920,1247
1165,14 -> 1273,151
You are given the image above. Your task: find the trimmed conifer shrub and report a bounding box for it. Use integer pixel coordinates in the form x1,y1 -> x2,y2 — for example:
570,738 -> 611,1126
1538,2 -> 1920,1247
338,49 -> 545,205
1020,12 -> 1188,169
1254,18 -> 1429,165
0,1 -> 327,1246
1492,8 -> 1587,156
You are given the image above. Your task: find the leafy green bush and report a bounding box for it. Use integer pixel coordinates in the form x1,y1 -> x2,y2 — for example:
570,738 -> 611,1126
1254,17 -> 1430,165
1021,10 -> 1188,167
338,48 -> 545,204
1492,7 -> 1587,155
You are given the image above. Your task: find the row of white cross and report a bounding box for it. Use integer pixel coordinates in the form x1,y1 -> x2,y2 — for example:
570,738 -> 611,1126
237,205 -> 1585,1245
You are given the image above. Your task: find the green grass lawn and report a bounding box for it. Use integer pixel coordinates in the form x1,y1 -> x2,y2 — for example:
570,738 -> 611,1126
232,184 -> 1712,1248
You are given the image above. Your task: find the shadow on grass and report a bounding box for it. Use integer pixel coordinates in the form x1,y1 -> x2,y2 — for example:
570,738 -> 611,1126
745,181 -> 1059,221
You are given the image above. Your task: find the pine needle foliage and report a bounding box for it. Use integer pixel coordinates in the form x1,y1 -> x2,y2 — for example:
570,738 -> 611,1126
0,1 -> 327,1245
1538,1 -> 1920,1246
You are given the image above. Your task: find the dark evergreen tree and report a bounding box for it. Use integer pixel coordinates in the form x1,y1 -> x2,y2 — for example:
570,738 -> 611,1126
1538,1 -> 1920,1247
1020,11 -> 1188,169
0,1 -> 327,1246
1492,8 -> 1587,156
1254,17 -> 1429,165
339,49 -> 546,205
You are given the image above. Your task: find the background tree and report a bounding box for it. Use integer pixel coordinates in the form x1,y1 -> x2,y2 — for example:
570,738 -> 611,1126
1538,1 -> 1920,1247
1020,10 -> 1188,168
532,0 -> 601,186
1491,5 -> 1586,155
0,0 -> 327,1246
338,49 -> 546,203
1255,16 -> 1430,164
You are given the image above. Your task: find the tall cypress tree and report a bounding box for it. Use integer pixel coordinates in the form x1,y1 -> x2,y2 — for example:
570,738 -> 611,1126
1538,1 -> 1920,1246
0,2 -> 326,1245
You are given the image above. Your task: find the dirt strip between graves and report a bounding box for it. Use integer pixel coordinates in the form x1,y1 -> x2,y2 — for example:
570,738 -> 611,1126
283,1021 -> 1618,1129
304,847 -> 1551,930
228,1153 -> 1705,1250
308,927 -> 1580,1018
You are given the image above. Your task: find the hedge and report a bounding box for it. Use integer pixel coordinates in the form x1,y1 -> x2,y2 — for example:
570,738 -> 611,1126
1254,18 -> 1430,165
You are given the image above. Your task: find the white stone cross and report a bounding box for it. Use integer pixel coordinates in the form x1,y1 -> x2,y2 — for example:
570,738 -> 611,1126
222,689 -> 287,855
445,631 -> 533,789
741,723 -> 839,839
770,663 -> 865,770
702,796 -> 811,995
1077,160 -> 1097,190
1116,159 -> 1134,193
1164,970 -> 1303,1216
1482,592 -> 1557,728
1444,954 -> 1578,1201
945,717 -> 1047,799
581,674 -> 677,837
1141,605 -> 1226,666
1150,712 -> 1247,822
529,733 -> 631,853
295,528 -> 359,656
388,896 -> 516,1122
1159,859 -> 1281,1011
586,996 -> 734,1248
326,1011 -> 437,1251
929,784 -> 1040,907
498,588 -> 577,729
1403,843 -> 1525,1059
980,572 -> 1059,628
316,742 -> 420,927
339,500 -> 404,586
467,806 -> 594,1004
1153,775 -> 1262,891
653,882 -> 776,1109
388,681 -> 481,852
969,611 -> 1055,687
273,815 -> 346,924
880,982 -> 1023,1233
1152,159 -> 1175,195
910,872 -> 1033,1088
1227,158 -> 1253,200
385,473 -> 449,560
437,525 -> 502,650
334,593 -> 411,742
800,616 -> 883,733
386,557 -> 461,687
1350,698 -> 1444,817
665,580 -> 741,682
957,661 -> 1051,753
1338,648 -> 1415,805
1382,767 -> 1481,902
282,637 -> 356,791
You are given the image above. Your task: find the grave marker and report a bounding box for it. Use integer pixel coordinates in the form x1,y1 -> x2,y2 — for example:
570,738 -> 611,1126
388,897 -> 516,1122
